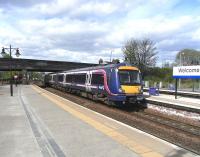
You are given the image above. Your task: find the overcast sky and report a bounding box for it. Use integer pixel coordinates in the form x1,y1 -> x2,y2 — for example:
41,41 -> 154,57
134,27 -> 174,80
0,0 -> 200,65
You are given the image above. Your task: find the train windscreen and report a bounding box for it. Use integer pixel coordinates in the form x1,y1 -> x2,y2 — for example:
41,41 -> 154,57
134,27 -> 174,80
118,70 -> 141,85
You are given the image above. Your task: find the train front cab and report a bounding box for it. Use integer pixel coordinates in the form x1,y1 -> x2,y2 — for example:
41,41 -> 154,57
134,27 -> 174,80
108,65 -> 144,105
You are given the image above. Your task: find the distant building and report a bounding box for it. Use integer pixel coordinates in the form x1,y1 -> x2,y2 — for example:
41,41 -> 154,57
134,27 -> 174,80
162,60 -> 174,68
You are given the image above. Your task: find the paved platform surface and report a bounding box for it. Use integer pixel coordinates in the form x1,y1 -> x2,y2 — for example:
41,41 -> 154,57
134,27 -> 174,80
0,85 -> 198,157
144,92 -> 200,110
144,88 -> 200,94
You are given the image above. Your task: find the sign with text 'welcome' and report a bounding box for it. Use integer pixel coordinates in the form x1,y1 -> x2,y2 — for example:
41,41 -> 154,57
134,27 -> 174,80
173,66 -> 200,79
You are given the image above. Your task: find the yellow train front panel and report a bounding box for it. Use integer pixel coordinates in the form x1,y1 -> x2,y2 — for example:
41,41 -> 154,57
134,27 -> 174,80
121,85 -> 141,94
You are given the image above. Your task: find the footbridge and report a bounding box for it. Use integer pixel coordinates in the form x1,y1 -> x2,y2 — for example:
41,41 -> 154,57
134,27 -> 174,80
0,58 -> 96,72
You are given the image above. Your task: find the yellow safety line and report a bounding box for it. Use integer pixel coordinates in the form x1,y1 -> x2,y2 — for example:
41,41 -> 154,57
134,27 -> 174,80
31,85 -> 163,157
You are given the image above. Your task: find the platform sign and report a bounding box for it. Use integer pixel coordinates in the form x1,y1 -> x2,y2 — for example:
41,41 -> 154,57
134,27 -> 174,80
173,66 -> 200,79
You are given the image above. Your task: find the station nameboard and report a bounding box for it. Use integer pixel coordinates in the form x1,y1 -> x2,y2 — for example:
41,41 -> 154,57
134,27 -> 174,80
173,66 -> 200,78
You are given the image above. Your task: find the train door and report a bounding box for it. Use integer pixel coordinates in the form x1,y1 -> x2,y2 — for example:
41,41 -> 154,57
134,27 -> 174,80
86,71 -> 92,92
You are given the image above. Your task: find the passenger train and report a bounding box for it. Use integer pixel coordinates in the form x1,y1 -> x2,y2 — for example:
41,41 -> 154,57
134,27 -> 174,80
44,63 -> 144,106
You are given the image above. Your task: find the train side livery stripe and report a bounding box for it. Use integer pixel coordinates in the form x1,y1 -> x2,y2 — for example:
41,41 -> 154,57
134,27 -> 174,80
62,82 -> 98,88
92,69 -> 118,96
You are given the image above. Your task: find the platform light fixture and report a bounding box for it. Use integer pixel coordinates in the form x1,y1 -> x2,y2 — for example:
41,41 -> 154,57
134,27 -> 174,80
1,47 -> 5,55
1,45 -> 21,96
15,48 -> 20,57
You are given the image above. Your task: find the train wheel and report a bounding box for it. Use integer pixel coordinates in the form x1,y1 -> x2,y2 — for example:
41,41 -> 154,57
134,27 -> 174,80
114,101 -> 124,108
87,93 -> 93,100
104,100 -> 116,106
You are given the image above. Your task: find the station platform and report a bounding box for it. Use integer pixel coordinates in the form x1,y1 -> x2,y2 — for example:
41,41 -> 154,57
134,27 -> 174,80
0,85 -> 198,157
144,92 -> 200,111
144,88 -> 200,95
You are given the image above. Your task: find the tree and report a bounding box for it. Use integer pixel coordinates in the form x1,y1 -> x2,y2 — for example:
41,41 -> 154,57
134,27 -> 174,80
122,38 -> 158,75
112,58 -> 120,64
1,52 -> 13,80
175,49 -> 200,66
1,53 -> 11,58
98,58 -> 103,64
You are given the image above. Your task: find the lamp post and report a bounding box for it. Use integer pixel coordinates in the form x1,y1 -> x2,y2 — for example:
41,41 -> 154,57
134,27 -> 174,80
179,52 -> 184,89
110,50 -> 113,63
180,52 -> 185,66
1,45 -> 21,96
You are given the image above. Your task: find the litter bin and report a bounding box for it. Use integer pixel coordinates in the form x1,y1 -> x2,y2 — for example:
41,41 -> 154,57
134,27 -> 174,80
149,87 -> 159,96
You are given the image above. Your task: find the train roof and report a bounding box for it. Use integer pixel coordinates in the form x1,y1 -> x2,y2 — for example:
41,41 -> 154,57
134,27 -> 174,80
48,62 -> 139,74
62,62 -> 136,73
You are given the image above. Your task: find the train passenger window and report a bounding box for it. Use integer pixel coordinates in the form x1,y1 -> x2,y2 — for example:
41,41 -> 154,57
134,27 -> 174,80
72,73 -> 86,84
58,74 -> 64,82
91,74 -> 104,85
53,75 -> 57,81
50,75 -> 53,81
66,75 -> 68,82
66,74 -> 72,83
65,73 -> 86,84
74,75 -> 78,83
78,74 -> 86,84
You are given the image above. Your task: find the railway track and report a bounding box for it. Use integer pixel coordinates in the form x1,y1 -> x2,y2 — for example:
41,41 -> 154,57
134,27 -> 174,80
145,99 -> 200,114
40,86 -> 200,155
131,111 -> 200,136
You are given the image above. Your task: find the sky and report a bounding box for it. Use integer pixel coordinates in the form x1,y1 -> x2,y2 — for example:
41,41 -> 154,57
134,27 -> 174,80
0,0 -> 200,66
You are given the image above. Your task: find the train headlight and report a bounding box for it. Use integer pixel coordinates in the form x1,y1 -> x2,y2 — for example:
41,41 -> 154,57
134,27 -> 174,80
119,88 -> 125,93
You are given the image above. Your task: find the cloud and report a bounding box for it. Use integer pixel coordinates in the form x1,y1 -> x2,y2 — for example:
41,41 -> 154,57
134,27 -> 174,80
16,18 -> 110,53
0,0 -> 200,65
70,1 -> 118,18
31,0 -> 79,16
0,0 -> 52,7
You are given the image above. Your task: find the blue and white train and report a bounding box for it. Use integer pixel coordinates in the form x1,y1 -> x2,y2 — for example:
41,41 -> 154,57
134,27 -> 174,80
45,63 -> 144,106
